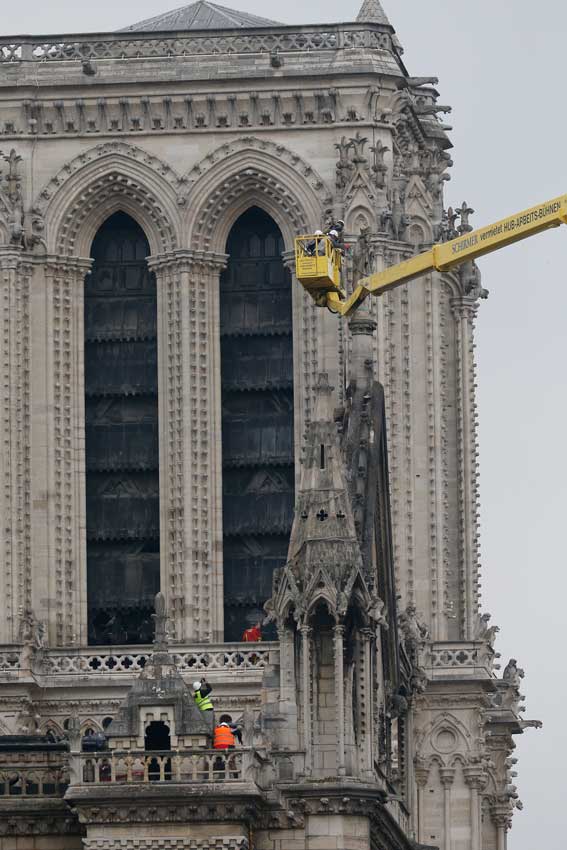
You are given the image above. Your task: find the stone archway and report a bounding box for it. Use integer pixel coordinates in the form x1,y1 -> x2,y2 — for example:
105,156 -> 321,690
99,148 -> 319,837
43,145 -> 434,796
31,146 -> 181,647
37,142 -> 182,257
181,143 -> 331,642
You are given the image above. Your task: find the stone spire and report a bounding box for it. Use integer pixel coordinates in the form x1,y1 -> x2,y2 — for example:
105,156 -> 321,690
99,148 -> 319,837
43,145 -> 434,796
287,373 -> 360,563
356,0 -> 392,27
269,375 -> 380,626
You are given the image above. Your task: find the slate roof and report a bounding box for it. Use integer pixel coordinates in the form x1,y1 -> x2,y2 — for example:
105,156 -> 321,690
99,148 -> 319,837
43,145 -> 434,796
122,1 -> 281,32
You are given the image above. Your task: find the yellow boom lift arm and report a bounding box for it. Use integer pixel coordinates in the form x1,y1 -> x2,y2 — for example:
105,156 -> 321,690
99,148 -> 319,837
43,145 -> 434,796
295,195 -> 567,316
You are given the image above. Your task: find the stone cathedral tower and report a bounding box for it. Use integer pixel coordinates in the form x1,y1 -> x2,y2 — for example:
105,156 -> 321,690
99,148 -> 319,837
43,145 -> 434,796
0,2 -> 538,849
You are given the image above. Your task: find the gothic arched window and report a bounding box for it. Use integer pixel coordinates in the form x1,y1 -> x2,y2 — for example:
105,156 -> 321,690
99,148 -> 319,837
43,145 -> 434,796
220,207 -> 294,641
85,212 -> 160,646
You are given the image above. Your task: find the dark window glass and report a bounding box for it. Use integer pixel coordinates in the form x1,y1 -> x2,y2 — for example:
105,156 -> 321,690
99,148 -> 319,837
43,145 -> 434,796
221,208 -> 294,640
86,212 -> 160,646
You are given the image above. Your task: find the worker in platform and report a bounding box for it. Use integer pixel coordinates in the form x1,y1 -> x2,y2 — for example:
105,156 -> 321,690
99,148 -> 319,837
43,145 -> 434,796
192,678 -> 213,712
213,721 -> 236,750
326,219 -> 345,250
305,229 -> 324,256
241,620 -> 262,643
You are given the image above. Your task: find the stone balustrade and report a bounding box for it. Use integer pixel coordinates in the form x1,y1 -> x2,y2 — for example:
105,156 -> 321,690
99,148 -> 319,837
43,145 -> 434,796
0,642 -> 277,678
421,641 -> 495,680
0,24 -> 392,65
75,748 -> 255,786
0,648 -> 20,671
0,765 -> 68,797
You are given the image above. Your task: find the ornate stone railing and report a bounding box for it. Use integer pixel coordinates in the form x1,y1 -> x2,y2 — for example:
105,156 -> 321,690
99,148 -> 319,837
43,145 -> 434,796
0,642 -> 276,676
75,748 -> 255,785
0,766 -> 68,796
0,24 -> 393,64
421,641 -> 495,679
0,648 -> 20,671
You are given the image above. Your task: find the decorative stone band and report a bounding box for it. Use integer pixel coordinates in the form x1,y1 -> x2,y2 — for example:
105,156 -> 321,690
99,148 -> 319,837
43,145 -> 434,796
0,642 -> 277,675
84,840 -> 248,850
147,250 -> 228,276
0,25 -> 393,64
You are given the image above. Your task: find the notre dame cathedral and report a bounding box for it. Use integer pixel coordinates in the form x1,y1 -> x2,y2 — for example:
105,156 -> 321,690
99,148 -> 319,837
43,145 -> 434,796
0,2 -> 538,848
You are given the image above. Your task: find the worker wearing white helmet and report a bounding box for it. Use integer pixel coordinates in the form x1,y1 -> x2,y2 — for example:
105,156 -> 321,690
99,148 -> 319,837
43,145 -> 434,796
326,220 -> 345,250
192,678 -> 213,712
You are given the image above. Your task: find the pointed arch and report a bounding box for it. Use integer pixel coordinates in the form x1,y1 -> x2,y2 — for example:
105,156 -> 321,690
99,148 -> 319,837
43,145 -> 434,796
184,140 -> 328,252
40,719 -> 65,738
36,143 -> 182,256
416,711 -> 473,763
346,203 -> 374,235
80,717 -> 102,734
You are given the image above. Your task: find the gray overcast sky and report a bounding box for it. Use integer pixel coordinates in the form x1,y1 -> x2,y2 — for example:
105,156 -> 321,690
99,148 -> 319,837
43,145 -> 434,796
3,1 -> 565,847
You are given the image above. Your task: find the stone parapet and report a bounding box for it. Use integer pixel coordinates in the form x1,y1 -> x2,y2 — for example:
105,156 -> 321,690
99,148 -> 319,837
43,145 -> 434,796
0,641 -> 279,681
420,640 -> 495,681
73,747 -> 261,787
0,23 -> 397,68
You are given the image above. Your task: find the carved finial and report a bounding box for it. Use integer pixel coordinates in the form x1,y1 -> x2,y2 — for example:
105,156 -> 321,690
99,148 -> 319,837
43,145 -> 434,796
456,201 -> 475,234
356,0 -> 391,26
314,373 -> 334,423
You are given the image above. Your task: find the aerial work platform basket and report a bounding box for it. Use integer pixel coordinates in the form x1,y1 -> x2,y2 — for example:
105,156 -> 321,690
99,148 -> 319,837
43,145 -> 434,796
294,235 -> 343,298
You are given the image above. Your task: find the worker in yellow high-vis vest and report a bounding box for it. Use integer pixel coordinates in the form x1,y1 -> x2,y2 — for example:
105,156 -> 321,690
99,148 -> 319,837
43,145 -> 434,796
192,678 -> 214,712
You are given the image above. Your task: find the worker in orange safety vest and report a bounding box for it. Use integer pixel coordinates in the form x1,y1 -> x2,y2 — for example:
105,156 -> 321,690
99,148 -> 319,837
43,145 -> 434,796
213,722 -> 236,750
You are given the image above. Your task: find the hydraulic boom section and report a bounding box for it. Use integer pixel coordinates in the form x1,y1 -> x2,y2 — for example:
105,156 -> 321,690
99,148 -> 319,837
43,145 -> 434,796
295,195 -> 567,317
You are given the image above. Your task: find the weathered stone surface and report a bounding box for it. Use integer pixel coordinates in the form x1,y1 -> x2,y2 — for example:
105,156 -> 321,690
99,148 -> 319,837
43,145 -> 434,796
0,2 -> 532,849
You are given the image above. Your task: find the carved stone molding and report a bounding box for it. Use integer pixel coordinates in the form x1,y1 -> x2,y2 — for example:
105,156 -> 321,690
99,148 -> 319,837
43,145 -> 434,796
184,138 -> 328,254
0,250 -> 32,642
74,799 -> 262,826
40,256 -> 92,646
0,804 -> 79,837
183,137 -> 328,200
36,143 -> 184,209
84,840 -> 248,850
35,143 -> 182,256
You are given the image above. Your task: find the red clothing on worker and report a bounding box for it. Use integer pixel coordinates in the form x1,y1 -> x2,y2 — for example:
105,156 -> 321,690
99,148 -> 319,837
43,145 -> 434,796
213,724 -> 236,749
242,625 -> 262,642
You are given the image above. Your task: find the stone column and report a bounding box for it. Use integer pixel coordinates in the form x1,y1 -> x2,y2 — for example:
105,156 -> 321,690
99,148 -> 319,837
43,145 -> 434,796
284,251 -> 323,486
276,622 -> 298,751
334,622 -> 346,777
149,250 -> 227,643
439,767 -> 455,850
464,768 -> 485,850
300,623 -> 313,776
278,623 -> 296,703
349,301 -> 376,387
359,627 -> 375,777
451,296 -> 480,639
492,809 -> 510,850
36,256 -> 92,647
0,249 -> 31,643
368,237 -> 482,641
414,762 -> 430,843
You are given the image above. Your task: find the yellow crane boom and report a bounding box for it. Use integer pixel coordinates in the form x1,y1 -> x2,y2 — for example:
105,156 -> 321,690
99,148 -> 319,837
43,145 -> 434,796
295,195 -> 567,317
